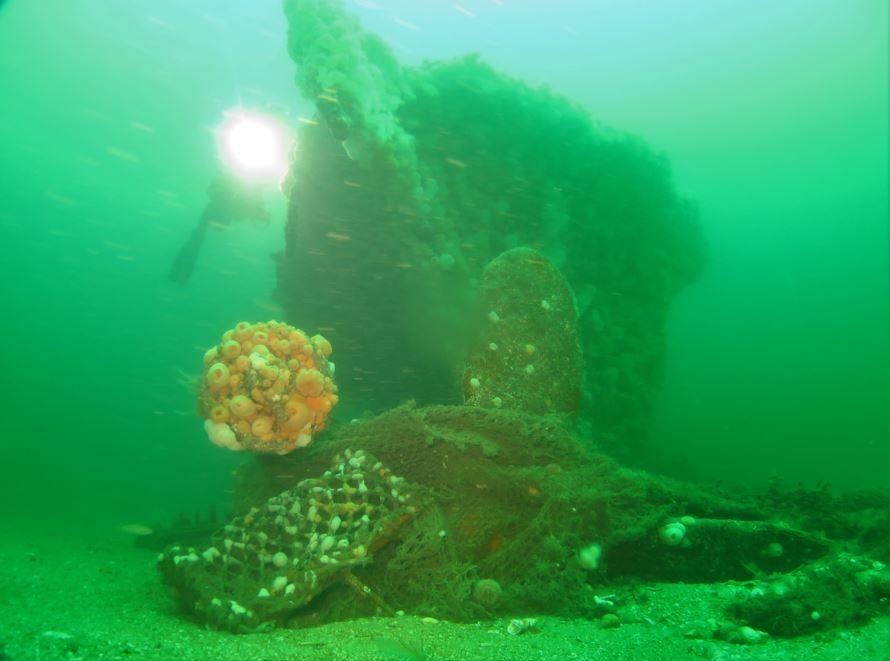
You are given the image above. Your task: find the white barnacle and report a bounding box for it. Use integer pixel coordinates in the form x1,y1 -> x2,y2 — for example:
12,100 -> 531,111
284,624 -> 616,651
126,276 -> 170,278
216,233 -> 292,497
201,547 -> 221,562
659,522 -> 687,546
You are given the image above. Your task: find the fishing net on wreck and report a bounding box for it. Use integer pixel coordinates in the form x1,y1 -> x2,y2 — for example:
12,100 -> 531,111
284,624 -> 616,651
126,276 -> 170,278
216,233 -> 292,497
162,404 -> 818,631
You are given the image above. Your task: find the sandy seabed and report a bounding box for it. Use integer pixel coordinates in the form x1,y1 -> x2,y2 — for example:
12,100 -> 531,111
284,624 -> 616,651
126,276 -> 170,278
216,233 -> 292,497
1,522 -> 888,661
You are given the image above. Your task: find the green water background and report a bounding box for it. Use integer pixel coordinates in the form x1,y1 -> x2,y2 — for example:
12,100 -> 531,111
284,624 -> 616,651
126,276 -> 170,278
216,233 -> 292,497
0,0 -> 886,530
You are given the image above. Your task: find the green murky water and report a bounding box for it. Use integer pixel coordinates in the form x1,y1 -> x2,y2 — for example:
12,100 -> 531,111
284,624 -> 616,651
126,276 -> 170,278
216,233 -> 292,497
0,1 -> 886,658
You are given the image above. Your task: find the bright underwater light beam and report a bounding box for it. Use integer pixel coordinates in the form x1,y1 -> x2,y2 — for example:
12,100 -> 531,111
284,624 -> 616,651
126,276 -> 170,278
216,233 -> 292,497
217,110 -> 291,182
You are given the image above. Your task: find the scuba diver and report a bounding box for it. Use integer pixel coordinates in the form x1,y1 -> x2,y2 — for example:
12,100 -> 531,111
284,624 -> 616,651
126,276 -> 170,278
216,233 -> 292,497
168,173 -> 270,284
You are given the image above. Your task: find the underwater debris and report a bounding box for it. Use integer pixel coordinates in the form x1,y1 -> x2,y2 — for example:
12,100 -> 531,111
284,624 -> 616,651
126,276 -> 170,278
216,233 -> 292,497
506,618 -> 538,635
684,619 -> 770,645
158,450 -> 416,632
162,399 -> 890,634
759,479 -> 890,561
606,516 -> 830,582
727,553 -> 890,637
369,636 -> 428,661
198,320 -> 338,454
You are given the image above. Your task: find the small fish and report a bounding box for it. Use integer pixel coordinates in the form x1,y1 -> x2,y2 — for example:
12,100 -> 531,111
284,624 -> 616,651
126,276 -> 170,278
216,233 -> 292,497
103,240 -> 133,252
129,121 -> 155,133
146,15 -> 176,31
393,17 -> 418,31
454,4 -> 475,19
254,299 -> 284,315
120,524 -> 154,536
106,147 -> 140,163
44,190 -> 76,207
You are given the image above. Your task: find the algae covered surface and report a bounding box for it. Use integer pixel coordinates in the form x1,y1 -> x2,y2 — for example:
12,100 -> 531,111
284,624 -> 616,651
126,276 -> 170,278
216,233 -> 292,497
0,1 -> 888,660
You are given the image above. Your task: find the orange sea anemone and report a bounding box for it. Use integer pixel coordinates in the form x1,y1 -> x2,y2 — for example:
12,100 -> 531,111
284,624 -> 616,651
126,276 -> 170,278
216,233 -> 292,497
296,368 -> 325,397
229,394 -> 256,419
198,320 -> 338,454
205,363 -> 230,390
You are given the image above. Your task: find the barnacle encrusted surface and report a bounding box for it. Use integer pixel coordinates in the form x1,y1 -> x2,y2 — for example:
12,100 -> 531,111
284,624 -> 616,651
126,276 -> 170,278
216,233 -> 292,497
158,450 -> 415,631
463,248 -> 583,416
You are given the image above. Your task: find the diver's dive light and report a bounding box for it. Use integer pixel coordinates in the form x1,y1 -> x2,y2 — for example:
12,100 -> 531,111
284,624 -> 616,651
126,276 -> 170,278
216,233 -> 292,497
217,110 -> 290,182
169,110 -> 288,285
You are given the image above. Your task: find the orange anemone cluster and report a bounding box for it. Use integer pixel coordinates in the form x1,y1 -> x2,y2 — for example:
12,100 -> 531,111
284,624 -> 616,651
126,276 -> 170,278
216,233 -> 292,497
198,320 -> 338,454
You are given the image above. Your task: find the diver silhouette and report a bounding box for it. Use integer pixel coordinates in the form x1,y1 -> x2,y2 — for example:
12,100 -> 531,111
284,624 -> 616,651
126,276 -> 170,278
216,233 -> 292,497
168,174 -> 270,284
